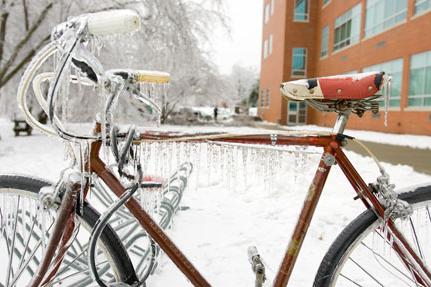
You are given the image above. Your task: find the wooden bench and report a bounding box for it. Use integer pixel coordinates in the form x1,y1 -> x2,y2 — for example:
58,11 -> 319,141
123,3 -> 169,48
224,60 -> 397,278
12,110 -> 48,137
13,120 -> 32,136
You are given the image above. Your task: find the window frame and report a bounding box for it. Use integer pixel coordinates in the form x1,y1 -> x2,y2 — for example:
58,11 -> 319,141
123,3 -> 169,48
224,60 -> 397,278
287,101 -> 307,125
259,88 -> 271,108
269,34 -> 273,56
333,3 -> 361,52
364,0 -> 408,38
263,39 -> 269,59
409,50 -> 431,108
264,3 -> 270,24
414,0 -> 431,16
363,58 -> 404,109
294,0 -> 310,22
320,25 -> 329,58
291,47 -> 307,77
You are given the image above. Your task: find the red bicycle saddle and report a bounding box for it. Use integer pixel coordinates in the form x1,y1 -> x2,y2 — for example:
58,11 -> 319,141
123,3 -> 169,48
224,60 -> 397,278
280,71 -> 387,101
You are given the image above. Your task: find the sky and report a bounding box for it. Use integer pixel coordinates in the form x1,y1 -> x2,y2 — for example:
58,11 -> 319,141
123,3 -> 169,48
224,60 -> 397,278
210,1 -> 263,75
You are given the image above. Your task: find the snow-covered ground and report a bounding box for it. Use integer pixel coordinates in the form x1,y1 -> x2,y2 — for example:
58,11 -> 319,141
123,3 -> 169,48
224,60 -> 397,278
0,119 -> 430,286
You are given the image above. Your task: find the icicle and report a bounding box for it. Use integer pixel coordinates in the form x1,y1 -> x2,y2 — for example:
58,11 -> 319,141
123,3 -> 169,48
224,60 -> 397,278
217,144 -> 222,183
265,149 -> 272,193
0,195 -> 3,236
60,59 -> 71,123
168,143 -> 174,177
98,81 -> 107,161
184,143 -> 192,192
231,145 -> 238,192
206,143 -> 211,184
141,142 -> 148,177
40,201 -> 47,250
220,145 -> 227,189
292,146 -> 301,192
383,76 -> 392,127
87,141 -> 92,200
156,142 -> 161,177
53,49 -> 59,69
209,144 -> 215,182
95,36 -> 104,56
242,146 -> 249,188
175,142 -> 181,180
79,142 -> 86,214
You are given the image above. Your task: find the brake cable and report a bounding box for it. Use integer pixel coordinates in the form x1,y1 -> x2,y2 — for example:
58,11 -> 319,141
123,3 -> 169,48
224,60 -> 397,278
87,183 -> 140,287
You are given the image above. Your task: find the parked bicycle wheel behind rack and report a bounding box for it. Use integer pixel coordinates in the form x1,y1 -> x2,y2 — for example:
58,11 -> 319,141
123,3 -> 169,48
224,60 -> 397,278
0,175 -> 138,286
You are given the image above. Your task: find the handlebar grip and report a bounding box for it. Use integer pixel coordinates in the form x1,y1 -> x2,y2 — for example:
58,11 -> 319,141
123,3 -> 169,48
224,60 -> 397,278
106,69 -> 170,84
86,9 -> 141,36
134,70 -> 170,84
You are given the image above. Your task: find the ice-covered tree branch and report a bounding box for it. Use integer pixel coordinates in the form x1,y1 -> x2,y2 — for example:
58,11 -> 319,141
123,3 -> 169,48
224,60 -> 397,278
0,1 -> 53,86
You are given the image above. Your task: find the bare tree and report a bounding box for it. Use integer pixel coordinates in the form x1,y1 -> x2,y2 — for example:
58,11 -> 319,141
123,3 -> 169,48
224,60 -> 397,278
0,0 -> 54,90
227,64 -> 259,107
0,0 -> 229,122
102,0 -> 229,123
0,0 -> 130,115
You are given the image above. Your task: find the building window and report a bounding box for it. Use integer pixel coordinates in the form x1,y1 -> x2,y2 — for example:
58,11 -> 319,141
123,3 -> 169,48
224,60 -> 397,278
365,0 -> 407,37
260,89 -> 270,107
263,36 -> 273,59
323,0 -> 330,7
363,59 -> 403,108
294,0 -> 309,22
288,101 -> 307,125
292,48 -> 307,77
333,3 -> 361,52
271,0 -> 275,15
269,34 -> 273,55
320,26 -> 329,58
415,0 -> 431,15
409,50 -> 431,107
264,3 -> 270,24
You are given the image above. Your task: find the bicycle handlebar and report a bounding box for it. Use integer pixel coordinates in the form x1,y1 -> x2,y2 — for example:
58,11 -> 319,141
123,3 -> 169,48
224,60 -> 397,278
18,9 -> 170,142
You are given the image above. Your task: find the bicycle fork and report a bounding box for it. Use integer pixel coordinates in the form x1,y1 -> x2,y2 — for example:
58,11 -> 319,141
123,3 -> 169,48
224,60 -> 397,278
29,172 -> 82,287
336,146 -> 431,286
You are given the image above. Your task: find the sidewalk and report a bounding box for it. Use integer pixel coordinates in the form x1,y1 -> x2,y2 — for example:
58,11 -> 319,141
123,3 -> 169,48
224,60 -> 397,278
345,140 -> 431,175
254,122 -> 431,175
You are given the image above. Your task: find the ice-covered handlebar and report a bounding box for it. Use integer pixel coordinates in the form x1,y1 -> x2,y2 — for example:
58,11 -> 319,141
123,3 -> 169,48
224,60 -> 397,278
86,9 -> 141,36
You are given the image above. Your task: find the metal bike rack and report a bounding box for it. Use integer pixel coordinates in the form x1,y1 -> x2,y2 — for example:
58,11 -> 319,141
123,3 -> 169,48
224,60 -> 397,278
90,162 -> 194,284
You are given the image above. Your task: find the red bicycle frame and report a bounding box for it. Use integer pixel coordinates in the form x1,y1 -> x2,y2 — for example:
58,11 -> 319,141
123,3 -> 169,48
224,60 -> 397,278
87,120 -> 431,286
34,117 -> 431,286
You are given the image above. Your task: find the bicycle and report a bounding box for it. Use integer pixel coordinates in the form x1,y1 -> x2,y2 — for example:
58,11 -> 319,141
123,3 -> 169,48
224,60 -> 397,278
1,8 -> 430,287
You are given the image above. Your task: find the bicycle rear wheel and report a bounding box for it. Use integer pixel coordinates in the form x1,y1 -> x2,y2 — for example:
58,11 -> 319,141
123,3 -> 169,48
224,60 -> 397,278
0,175 -> 138,286
314,184 -> 431,286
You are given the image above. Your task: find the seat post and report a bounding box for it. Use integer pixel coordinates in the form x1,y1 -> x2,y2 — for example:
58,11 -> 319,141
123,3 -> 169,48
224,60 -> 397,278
332,112 -> 350,134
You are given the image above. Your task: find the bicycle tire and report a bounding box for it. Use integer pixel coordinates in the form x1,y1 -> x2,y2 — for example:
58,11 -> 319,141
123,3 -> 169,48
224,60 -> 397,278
314,184 -> 431,286
0,175 -> 138,286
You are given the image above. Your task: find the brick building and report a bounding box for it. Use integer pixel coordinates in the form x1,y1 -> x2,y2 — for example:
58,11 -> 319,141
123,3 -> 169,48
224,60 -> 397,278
259,0 -> 431,135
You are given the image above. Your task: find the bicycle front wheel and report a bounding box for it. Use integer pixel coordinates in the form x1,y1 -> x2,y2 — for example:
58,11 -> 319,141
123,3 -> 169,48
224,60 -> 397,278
314,184 -> 431,286
0,175 -> 138,286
